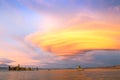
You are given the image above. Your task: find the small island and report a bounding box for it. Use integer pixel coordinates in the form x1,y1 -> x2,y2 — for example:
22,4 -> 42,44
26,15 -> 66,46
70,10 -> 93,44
8,64 -> 39,71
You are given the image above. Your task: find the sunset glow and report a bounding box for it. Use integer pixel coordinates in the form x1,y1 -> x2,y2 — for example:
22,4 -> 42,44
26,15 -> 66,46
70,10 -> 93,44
0,0 -> 120,67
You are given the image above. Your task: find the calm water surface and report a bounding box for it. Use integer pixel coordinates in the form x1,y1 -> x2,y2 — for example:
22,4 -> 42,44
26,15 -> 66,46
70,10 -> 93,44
0,69 -> 120,80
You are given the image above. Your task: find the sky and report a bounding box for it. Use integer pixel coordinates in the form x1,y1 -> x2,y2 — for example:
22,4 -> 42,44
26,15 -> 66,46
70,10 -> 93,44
0,0 -> 120,68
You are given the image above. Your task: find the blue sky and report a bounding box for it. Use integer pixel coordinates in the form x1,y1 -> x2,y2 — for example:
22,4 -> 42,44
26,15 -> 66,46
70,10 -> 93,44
0,0 -> 120,68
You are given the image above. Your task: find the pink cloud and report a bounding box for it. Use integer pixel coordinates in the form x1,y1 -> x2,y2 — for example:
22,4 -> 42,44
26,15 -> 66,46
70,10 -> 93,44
0,48 -> 39,66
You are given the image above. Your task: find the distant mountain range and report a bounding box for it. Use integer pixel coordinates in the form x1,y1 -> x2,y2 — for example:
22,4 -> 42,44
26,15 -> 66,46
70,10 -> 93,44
0,64 -> 8,67
0,64 -> 8,71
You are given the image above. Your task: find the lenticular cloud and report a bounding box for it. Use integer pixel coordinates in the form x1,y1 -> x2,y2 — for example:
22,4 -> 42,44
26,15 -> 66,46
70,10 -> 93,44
26,23 -> 120,56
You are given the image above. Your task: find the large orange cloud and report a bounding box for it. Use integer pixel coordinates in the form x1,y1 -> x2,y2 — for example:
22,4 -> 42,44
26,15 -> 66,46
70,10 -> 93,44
26,22 -> 120,56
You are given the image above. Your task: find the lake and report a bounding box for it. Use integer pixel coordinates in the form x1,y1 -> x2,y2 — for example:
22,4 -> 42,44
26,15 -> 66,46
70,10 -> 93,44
0,69 -> 120,80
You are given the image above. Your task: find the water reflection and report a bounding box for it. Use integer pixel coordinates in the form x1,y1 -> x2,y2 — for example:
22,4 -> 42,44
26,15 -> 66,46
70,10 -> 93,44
0,69 -> 120,80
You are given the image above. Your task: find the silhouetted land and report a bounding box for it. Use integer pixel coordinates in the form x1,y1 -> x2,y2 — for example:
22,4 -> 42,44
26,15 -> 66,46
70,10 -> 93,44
8,64 -> 39,71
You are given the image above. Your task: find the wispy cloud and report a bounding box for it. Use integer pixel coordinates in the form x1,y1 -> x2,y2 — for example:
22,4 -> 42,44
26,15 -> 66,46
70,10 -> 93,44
0,58 -> 14,64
